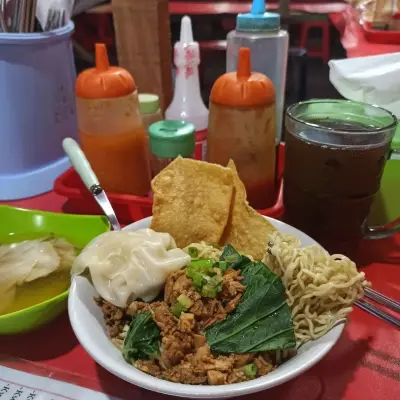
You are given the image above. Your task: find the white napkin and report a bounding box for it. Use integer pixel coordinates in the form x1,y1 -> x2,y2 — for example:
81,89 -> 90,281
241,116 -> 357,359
329,53 -> 400,117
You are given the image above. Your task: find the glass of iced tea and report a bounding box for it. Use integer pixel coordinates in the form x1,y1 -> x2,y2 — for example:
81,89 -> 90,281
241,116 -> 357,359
284,99 -> 399,255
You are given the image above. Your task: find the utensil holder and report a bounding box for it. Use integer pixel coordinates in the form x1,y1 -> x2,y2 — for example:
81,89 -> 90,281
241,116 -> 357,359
0,22 -> 78,200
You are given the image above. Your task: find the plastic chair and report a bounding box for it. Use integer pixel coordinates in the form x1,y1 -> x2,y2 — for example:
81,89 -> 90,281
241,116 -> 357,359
299,20 -> 331,63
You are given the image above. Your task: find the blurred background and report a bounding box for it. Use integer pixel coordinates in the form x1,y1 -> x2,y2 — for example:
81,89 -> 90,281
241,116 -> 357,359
72,0 -> 346,108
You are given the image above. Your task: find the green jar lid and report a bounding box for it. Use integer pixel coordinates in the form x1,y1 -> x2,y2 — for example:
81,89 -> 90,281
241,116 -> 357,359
139,93 -> 160,114
149,120 -> 195,158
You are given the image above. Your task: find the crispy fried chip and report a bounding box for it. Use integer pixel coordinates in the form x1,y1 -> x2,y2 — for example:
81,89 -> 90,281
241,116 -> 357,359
220,160 -> 277,260
150,157 -> 234,248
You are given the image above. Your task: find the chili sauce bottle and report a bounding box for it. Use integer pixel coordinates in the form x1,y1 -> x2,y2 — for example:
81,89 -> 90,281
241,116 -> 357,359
207,47 -> 277,209
75,43 -> 150,195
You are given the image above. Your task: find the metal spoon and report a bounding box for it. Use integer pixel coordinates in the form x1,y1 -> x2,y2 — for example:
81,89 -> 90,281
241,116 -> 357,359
62,138 -> 121,231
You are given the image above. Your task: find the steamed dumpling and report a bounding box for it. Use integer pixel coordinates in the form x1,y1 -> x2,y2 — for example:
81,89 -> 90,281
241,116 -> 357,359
71,229 -> 190,307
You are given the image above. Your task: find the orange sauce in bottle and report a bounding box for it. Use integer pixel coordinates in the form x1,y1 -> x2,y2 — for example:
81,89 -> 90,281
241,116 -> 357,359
207,48 -> 277,209
75,44 -> 150,195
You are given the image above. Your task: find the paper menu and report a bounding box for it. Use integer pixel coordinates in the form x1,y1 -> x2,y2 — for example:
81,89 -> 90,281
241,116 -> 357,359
0,365 -> 119,400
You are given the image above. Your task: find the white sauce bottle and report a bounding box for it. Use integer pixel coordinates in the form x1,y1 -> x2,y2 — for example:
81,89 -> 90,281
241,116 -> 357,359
166,15 -> 209,161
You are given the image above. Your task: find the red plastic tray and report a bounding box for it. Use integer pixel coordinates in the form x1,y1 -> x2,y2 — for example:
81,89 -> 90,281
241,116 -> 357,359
361,21 -> 400,45
54,144 -> 285,223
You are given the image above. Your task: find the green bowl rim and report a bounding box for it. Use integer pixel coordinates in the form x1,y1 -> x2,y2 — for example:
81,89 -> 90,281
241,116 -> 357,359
0,204 -> 110,222
0,205 -> 110,321
0,288 -> 70,321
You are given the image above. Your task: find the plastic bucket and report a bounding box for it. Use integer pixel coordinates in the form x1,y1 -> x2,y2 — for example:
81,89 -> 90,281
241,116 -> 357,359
0,22 -> 78,200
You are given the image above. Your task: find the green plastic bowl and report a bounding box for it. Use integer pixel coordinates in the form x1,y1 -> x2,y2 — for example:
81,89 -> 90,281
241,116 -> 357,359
0,205 -> 110,335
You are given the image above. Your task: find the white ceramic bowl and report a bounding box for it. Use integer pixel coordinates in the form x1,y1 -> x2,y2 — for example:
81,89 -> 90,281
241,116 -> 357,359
69,217 -> 344,398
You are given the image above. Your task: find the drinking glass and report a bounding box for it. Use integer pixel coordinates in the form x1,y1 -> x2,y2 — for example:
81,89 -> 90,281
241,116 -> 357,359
284,99 -> 399,255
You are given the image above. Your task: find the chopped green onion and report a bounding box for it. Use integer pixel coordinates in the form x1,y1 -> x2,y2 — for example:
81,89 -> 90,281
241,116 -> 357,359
177,294 -> 193,309
186,258 -> 215,290
201,275 -> 222,298
201,285 -> 219,298
171,294 -> 194,316
216,261 -> 228,273
243,363 -> 258,378
190,259 -> 214,269
188,247 -> 199,258
171,302 -> 186,317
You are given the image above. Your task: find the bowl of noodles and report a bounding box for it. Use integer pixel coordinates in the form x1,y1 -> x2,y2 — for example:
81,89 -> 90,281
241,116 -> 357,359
68,158 -> 369,398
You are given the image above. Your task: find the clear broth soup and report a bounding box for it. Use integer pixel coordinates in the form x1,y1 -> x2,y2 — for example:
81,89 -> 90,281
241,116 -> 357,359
0,233 -> 75,316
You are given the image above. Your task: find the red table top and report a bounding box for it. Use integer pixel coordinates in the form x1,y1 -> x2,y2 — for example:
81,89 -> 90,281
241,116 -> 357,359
330,5 -> 400,58
1,192 -> 400,399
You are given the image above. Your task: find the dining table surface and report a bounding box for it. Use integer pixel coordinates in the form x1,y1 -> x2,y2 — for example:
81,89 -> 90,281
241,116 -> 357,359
0,190 -> 399,400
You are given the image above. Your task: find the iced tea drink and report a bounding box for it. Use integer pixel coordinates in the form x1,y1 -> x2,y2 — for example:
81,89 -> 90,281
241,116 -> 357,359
283,100 -> 397,255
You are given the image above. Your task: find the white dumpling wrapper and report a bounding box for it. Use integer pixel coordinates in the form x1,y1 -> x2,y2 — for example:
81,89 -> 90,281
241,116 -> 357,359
71,229 -> 190,307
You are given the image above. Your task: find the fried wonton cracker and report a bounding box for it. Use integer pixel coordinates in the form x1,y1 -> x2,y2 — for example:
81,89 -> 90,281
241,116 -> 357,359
150,157 -> 234,248
221,160 -> 277,260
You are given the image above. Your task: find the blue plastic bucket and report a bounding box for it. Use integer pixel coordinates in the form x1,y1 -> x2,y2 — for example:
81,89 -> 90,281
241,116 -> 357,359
0,22 -> 78,200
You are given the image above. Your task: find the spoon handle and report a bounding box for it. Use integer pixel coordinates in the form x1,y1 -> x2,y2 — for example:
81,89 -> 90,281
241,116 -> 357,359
63,138 -> 99,191
62,138 -> 121,231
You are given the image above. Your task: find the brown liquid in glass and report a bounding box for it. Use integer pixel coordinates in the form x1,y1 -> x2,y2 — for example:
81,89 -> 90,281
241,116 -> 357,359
284,120 -> 390,255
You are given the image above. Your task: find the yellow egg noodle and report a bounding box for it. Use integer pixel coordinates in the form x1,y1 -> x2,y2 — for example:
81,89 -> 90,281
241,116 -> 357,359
264,232 -> 369,345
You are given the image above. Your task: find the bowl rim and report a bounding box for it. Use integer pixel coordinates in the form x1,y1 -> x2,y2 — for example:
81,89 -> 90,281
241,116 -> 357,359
0,289 -> 70,322
68,216 -> 345,398
0,204 -> 111,222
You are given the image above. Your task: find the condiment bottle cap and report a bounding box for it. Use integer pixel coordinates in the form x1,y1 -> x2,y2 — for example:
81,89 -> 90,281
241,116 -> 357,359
236,0 -> 280,32
149,120 -> 195,158
174,16 -> 200,68
75,43 -> 136,99
139,94 -> 160,114
210,47 -> 275,107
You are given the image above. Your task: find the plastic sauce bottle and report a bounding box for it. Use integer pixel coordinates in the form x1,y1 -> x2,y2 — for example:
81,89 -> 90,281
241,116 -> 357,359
207,47 -> 277,209
226,0 -> 288,145
75,43 -> 150,196
166,15 -> 209,161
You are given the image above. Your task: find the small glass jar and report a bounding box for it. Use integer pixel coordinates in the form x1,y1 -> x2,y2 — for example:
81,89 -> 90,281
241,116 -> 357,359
148,120 -> 195,177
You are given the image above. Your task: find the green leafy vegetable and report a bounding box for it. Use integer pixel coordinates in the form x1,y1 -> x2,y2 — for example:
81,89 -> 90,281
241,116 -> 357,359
220,244 -> 240,261
188,247 -> 199,258
122,312 -> 161,363
205,256 -> 296,354
220,244 -> 252,271
243,363 -> 258,378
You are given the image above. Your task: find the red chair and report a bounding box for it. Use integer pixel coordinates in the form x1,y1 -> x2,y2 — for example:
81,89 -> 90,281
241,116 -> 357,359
299,19 -> 331,64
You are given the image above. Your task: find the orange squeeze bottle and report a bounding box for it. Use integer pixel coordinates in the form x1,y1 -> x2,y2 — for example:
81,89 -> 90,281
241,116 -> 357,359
75,43 -> 150,195
207,47 -> 277,209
